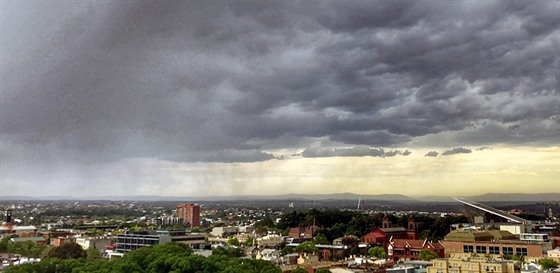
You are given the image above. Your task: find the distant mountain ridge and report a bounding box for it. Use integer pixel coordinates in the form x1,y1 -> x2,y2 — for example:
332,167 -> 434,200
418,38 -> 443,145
0,192 -> 557,202
467,192 -> 559,202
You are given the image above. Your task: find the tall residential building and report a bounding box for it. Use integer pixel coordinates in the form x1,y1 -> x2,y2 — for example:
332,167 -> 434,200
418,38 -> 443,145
176,203 -> 200,227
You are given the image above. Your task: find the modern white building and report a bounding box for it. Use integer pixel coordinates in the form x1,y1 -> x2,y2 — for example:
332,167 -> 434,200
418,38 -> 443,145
75,236 -> 113,250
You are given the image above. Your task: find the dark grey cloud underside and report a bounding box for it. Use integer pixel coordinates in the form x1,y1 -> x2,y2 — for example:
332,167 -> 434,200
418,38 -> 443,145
1,1 -> 559,164
442,147 -> 472,156
425,151 -> 439,157
301,146 -> 410,158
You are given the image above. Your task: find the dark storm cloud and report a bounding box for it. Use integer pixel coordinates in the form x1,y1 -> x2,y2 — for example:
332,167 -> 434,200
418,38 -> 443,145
1,1 -> 558,164
301,145 -> 410,158
442,147 -> 472,156
425,151 -> 439,157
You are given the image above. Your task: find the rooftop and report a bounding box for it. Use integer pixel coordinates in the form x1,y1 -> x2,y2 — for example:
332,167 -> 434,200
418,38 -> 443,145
11,237 -> 46,243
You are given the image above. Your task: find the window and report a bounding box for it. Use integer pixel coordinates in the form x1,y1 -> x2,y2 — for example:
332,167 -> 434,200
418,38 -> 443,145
476,246 -> 487,254
489,246 -> 499,254
515,247 -> 527,256
502,247 -> 513,255
463,245 -> 474,253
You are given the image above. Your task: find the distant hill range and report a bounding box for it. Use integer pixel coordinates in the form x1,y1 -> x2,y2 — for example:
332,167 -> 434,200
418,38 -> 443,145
467,193 -> 559,202
0,192 -> 557,202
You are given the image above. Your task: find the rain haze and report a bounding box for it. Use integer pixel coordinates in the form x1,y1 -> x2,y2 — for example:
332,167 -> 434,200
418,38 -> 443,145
1,1 -> 559,198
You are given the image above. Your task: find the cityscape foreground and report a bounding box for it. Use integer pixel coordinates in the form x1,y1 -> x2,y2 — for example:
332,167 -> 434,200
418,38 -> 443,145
0,195 -> 559,273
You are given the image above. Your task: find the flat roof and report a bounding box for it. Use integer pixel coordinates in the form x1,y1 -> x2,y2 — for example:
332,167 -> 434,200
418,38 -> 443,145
11,237 -> 46,242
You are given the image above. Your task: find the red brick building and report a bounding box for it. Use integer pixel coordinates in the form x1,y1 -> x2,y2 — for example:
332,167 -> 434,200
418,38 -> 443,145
363,214 -> 418,248
176,203 -> 200,227
442,230 -> 545,257
52,237 -> 76,247
388,238 -> 445,260
288,226 -> 317,239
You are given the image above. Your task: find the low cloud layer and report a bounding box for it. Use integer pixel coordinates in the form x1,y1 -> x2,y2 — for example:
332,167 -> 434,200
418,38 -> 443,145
425,151 -> 439,157
301,145 -> 410,158
1,1 -> 558,169
442,147 -> 473,156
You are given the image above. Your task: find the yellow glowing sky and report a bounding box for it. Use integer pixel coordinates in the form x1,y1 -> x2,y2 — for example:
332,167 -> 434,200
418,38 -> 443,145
144,146 -> 559,197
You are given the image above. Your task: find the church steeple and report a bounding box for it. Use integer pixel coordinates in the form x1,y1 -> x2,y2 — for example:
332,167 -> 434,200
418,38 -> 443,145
408,214 -> 416,230
406,214 -> 418,239
382,214 -> 392,228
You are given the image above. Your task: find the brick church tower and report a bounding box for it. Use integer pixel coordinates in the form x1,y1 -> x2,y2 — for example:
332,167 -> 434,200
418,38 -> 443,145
406,214 -> 418,239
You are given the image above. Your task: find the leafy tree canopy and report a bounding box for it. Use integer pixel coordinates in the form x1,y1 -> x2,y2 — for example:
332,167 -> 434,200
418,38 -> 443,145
539,258 -> 559,271
291,268 -> 308,273
418,249 -> 438,261
368,246 -> 387,259
295,241 -> 318,254
5,242 -> 280,273
46,242 -> 86,260
227,236 -> 240,246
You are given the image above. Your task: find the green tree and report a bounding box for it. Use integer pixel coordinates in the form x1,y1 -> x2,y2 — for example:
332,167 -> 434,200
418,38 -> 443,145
418,249 -> 438,261
291,268 -> 308,273
125,242 -> 193,269
316,268 -> 332,273
502,254 -> 513,260
512,255 -> 525,263
539,258 -> 559,271
341,236 -> 360,255
255,217 -> 276,228
212,246 -> 245,257
368,246 -> 387,259
314,233 -> 330,245
7,241 -> 49,258
0,236 -> 10,252
227,236 -> 240,246
282,245 -> 294,255
244,237 -> 255,247
4,242 -> 281,273
295,241 -> 318,254
46,242 -> 86,259
86,247 -> 103,260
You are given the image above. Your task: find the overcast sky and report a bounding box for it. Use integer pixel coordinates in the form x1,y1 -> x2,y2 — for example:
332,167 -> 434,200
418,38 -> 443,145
1,1 -> 559,198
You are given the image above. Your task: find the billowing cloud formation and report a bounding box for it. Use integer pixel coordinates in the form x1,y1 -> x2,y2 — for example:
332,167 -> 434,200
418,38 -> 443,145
301,145 -> 410,158
425,151 -> 439,157
1,1 -> 558,166
442,147 -> 472,156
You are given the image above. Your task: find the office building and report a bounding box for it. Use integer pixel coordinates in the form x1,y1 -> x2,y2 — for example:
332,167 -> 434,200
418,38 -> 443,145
115,231 -> 171,253
442,230 -> 546,257
427,254 -> 520,273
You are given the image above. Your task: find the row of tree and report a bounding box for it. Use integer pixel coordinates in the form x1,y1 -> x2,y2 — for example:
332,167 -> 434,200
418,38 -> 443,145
5,242 -> 283,273
273,209 -> 467,242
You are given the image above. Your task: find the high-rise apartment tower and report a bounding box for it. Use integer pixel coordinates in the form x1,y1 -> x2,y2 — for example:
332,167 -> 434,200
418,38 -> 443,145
176,203 -> 200,227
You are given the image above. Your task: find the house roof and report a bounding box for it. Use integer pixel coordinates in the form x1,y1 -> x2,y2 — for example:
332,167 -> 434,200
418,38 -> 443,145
392,239 -> 424,248
390,239 -> 444,250
11,226 -> 37,230
11,237 -> 46,242
487,230 -> 517,240
444,230 -> 494,242
380,227 -> 406,233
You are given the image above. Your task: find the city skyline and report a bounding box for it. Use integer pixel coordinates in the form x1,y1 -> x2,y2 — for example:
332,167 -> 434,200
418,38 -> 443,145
1,2 -> 559,197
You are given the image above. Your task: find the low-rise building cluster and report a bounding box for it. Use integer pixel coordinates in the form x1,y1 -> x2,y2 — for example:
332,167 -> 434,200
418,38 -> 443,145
1,199 -> 559,273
